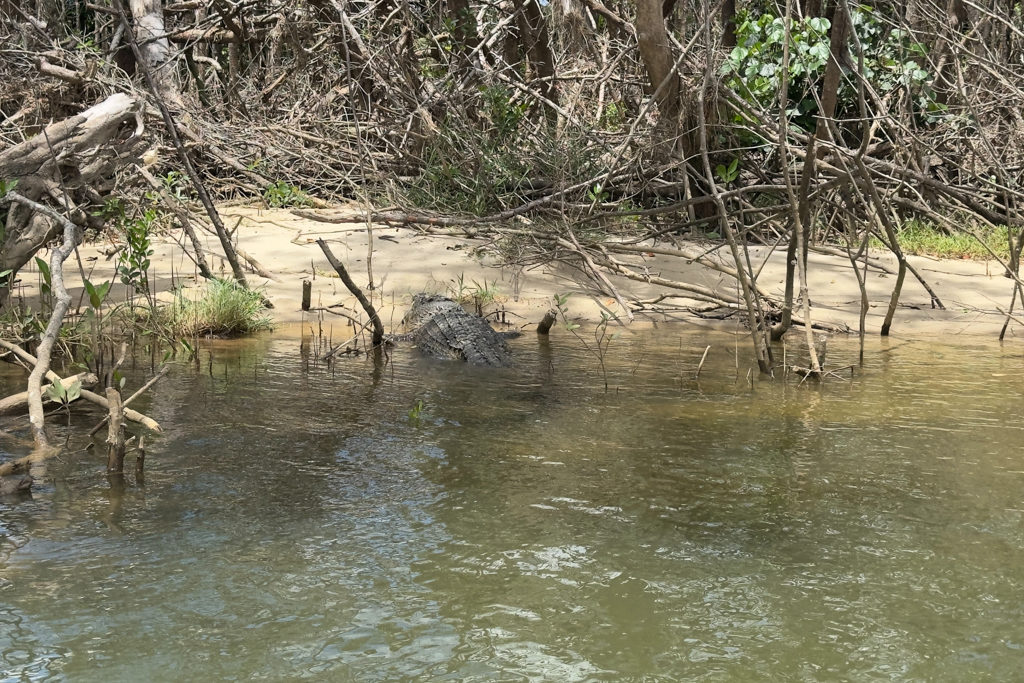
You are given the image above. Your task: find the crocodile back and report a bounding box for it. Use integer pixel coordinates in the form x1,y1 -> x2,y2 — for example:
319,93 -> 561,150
403,294 -> 513,366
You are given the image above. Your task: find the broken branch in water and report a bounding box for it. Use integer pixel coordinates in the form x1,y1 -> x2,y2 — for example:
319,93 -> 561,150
88,366 -> 170,437
316,239 -> 385,347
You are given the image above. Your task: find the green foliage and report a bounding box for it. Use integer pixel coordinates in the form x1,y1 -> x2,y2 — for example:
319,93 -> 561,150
715,158 -> 740,184
723,7 -> 940,130
408,399 -> 425,424
46,376 -> 82,405
158,171 -> 192,202
94,196 -> 126,223
877,220 -> 1012,260
151,279 -> 272,338
553,292 -> 578,331
448,274 -> 499,316
118,209 -> 155,299
598,100 -> 626,130
263,180 -> 311,208
587,184 -> 610,203
407,87 -> 601,216
481,85 -> 529,140
553,291 -> 618,391
34,257 -> 52,297
84,278 -> 112,310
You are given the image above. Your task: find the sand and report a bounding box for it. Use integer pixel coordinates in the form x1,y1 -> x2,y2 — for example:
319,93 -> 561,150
12,204 -> 1022,340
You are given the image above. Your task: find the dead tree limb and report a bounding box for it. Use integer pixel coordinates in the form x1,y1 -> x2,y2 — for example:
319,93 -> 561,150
0,93 -> 140,295
0,192 -> 80,447
88,366 -> 169,437
0,372 -> 98,415
0,340 -> 162,434
316,239 -> 384,347
138,166 -> 214,280
105,387 -> 127,472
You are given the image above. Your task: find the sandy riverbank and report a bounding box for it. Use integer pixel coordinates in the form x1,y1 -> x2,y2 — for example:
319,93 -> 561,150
10,204 -> 1023,340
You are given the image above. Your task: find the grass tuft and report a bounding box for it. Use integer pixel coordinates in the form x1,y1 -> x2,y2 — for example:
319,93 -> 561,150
880,220 -> 1012,260
153,279 -> 272,338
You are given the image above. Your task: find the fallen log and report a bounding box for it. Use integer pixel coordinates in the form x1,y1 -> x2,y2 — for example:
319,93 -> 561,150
0,93 -> 141,296
0,340 -> 162,433
0,372 -> 98,415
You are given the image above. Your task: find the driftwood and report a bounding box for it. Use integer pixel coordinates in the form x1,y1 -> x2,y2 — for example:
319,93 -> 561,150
196,218 -> 276,280
0,340 -> 162,434
0,372 -> 98,415
0,93 -> 141,296
0,475 -> 33,496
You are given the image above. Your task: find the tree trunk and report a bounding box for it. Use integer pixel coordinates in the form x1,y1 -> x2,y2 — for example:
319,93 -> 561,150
518,0 -> 559,109
129,0 -> 184,109
635,0 -> 681,157
722,0 -> 737,48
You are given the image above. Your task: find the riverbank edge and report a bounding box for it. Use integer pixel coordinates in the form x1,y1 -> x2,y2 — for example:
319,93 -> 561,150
8,204 -> 1022,342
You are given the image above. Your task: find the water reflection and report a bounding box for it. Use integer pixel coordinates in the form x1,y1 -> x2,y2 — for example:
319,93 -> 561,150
1,331 -> 1023,679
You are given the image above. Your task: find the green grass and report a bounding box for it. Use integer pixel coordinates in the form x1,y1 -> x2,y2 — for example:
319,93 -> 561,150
152,279 -> 272,338
875,221 -> 1013,260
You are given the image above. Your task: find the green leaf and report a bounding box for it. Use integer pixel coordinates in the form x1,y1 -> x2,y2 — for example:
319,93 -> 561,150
808,43 -> 830,64
46,377 -> 66,403
84,279 -> 102,309
34,257 -> 51,291
807,17 -> 830,33
65,379 -> 81,403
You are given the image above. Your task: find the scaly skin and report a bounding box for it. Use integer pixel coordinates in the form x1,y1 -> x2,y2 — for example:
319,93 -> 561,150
400,294 -> 514,367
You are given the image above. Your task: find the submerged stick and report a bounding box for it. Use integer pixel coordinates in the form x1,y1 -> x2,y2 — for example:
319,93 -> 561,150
88,366 -> 169,437
537,310 -> 557,335
316,239 -> 384,347
105,387 -> 126,472
694,345 -> 711,380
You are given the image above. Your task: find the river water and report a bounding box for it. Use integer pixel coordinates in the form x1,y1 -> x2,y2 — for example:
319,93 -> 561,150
1,327 -> 1023,680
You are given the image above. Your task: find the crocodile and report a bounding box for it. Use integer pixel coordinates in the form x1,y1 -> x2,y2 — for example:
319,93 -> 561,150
396,294 -> 516,367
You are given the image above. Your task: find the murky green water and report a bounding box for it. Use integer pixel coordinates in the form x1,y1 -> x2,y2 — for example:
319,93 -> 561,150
2,328 -> 1024,681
